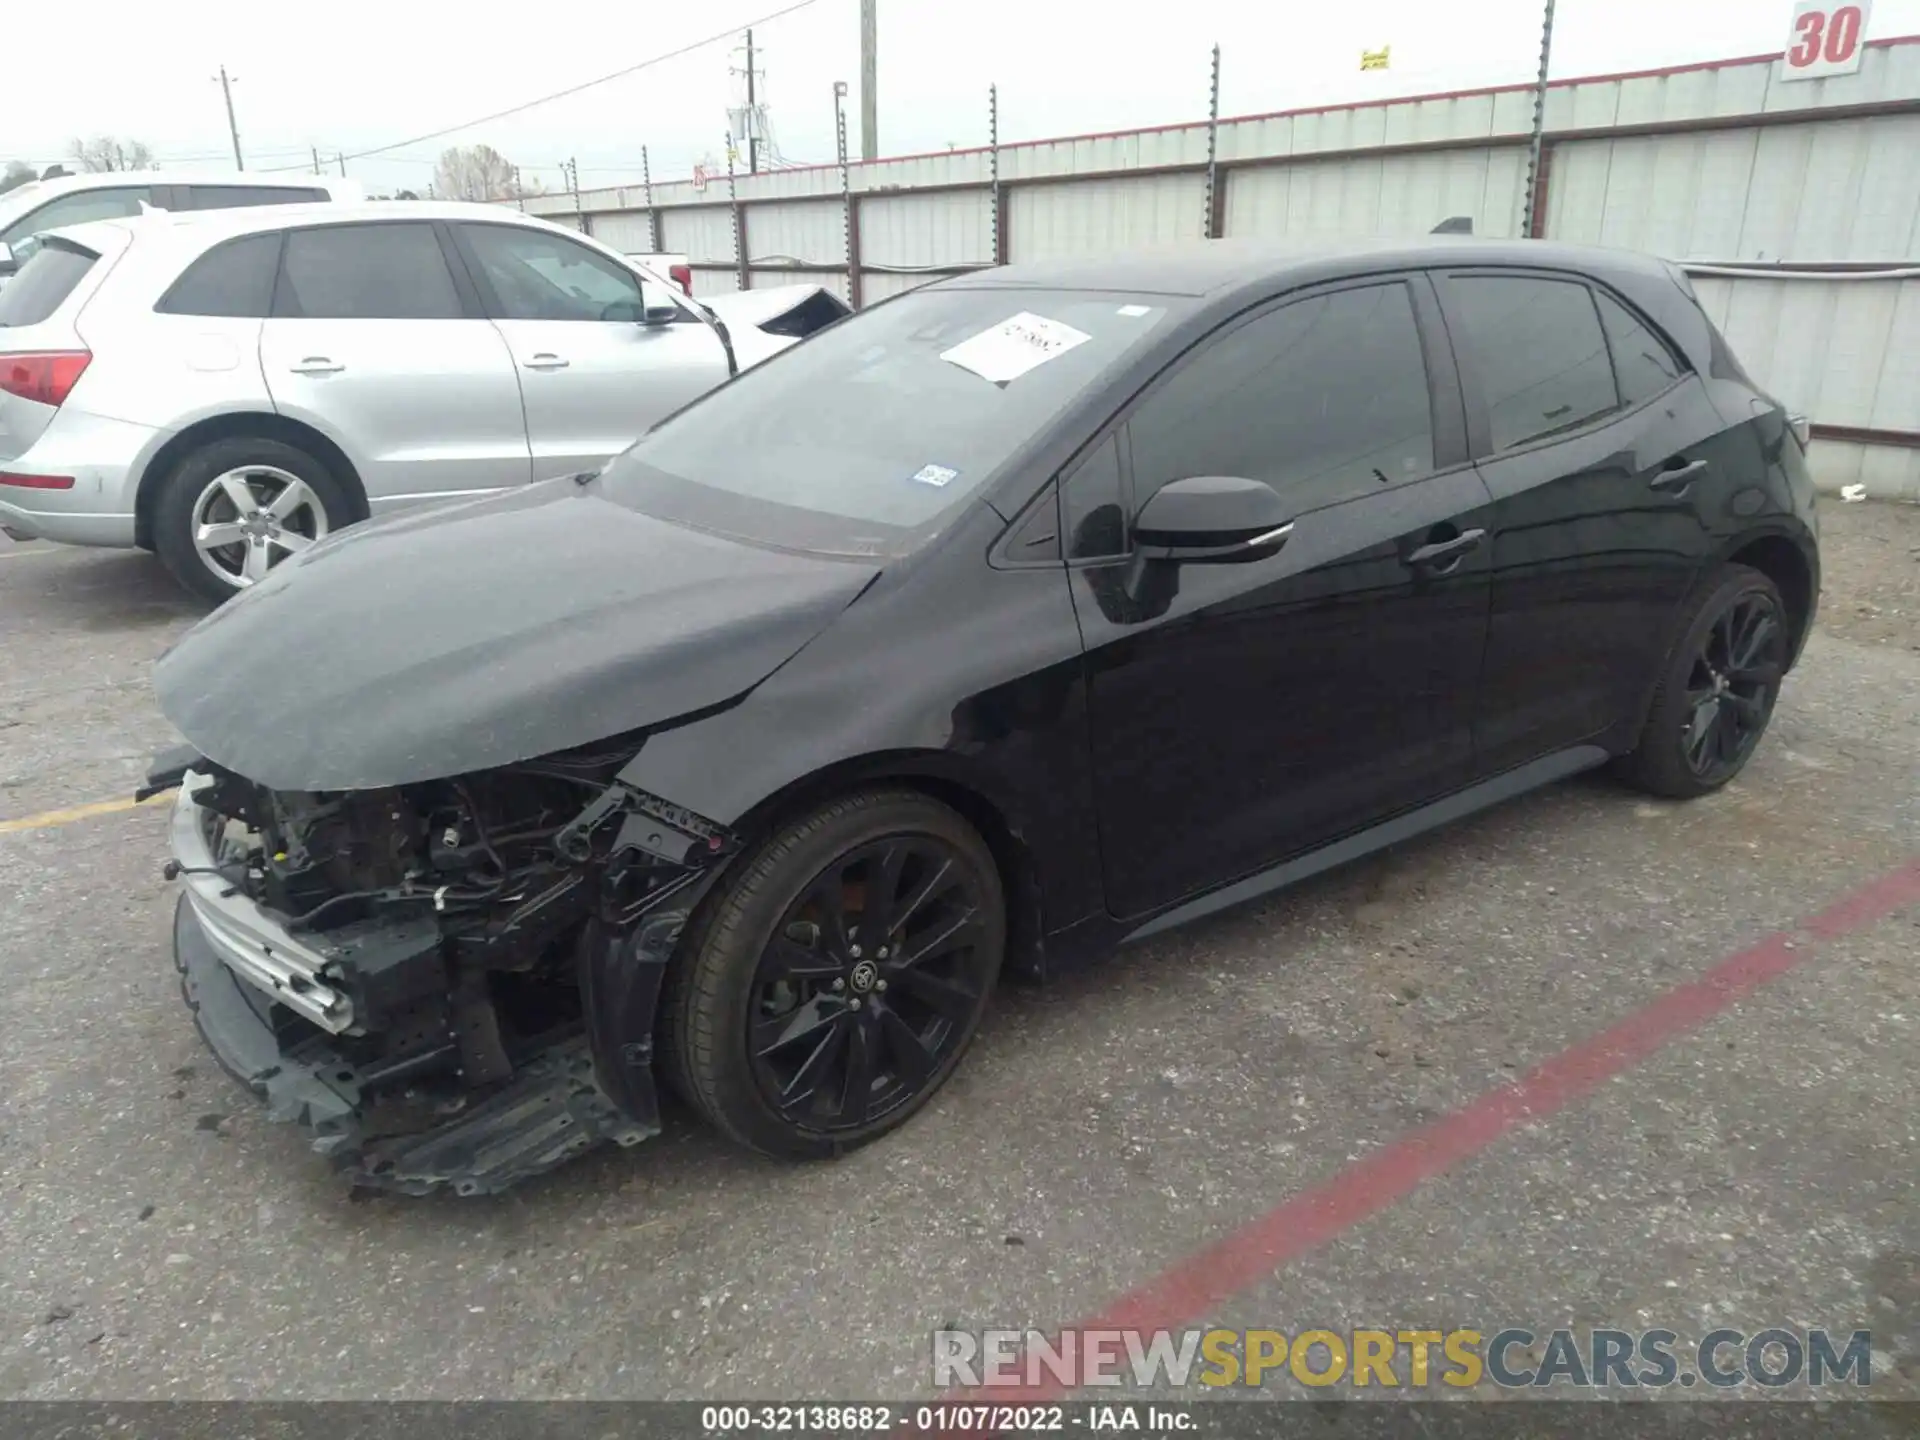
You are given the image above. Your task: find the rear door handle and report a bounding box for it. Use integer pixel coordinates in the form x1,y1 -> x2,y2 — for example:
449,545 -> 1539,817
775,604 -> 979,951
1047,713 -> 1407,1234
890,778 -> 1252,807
1404,528 -> 1486,569
524,353 -> 570,370
289,357 -> 343,375
1650,458 -> 1709,491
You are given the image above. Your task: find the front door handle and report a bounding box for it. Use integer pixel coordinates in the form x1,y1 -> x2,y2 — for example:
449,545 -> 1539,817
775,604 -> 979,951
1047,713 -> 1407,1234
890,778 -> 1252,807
1650,458 -> 1709,491
524,353 -> 570,370
1404,527 -> 1486,570
289,357 -> 343,375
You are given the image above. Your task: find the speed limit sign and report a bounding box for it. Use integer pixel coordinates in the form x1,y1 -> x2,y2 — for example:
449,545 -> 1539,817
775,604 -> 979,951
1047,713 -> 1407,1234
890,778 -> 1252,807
1781,0 -> 1872,79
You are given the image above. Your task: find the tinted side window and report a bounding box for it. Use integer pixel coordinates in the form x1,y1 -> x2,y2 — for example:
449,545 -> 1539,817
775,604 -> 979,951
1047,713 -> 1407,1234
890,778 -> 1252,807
1594,290 -> 1683,406
0,241 -> 95,326
274,224 -> 462,320
1064,434 -> 1127,560
186,185 -> 327,210
155,233 -> 281,317
0,186 -> 153,245
1128,283 -> 1435,517
459,224 -> 645,322
1447,276 -> 1619,452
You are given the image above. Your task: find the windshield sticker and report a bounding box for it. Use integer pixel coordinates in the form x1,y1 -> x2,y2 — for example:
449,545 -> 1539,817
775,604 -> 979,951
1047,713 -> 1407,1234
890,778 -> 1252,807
911,464 -> 961,488
1116,304 -> 1152,317
939,312 -> 1092,386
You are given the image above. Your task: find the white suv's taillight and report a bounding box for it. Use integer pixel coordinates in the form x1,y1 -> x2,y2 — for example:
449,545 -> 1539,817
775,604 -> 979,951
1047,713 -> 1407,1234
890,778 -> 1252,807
0,351 -> 91,408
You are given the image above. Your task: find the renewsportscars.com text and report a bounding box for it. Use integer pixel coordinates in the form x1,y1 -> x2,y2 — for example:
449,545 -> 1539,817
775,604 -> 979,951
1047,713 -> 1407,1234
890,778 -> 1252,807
932,1326 -> 1875,1390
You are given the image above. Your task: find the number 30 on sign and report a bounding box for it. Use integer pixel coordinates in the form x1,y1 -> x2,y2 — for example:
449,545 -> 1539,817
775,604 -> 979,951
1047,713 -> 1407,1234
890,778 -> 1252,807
1782,0 -> 1871,79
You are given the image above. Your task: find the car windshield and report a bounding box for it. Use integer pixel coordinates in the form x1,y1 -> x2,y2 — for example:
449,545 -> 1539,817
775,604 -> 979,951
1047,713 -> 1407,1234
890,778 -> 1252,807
595,285 -> 1182,557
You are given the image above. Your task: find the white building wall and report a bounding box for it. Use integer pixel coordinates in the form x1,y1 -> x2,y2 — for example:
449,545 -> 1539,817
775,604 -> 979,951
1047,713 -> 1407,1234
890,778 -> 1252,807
584,209 -> 657,252
744,200 -> 845,266
526,37 -> 1920,493
1008,174 -> 1207,261
657,208 -> 738,266
1691,276 -> 1920,432
1224,147 -> 1528,241
858,270 -> 942,303
1549,115 -> 1920,261
859,191 -> 993,268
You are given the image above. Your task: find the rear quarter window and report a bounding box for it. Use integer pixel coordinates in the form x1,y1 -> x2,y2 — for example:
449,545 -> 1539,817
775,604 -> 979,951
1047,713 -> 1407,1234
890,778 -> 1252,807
155,233 -> 282,317
0,241 -> 97,326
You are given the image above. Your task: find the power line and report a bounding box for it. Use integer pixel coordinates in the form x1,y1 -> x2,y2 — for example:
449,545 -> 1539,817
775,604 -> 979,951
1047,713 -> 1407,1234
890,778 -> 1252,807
257,0 -> 827,172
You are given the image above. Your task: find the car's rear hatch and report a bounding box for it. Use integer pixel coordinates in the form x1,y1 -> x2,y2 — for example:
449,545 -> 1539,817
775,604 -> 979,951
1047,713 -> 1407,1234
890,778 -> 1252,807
0,221 -> 130,464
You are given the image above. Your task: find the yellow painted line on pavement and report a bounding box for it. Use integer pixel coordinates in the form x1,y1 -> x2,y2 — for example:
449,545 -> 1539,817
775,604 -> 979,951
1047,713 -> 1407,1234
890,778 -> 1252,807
0,789 -> 176,835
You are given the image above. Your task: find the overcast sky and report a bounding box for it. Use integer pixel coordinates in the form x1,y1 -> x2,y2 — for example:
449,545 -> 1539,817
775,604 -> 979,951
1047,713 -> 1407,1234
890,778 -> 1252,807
7,0 -> 1918,194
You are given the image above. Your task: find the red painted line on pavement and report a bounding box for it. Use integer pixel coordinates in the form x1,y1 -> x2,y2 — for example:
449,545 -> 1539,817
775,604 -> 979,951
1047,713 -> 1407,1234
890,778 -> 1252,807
955,859 -> 1920,1405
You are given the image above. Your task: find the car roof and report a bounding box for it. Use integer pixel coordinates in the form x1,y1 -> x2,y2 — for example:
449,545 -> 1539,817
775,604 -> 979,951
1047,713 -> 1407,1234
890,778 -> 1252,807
938,235 -> 1681,298
3,170 -> 352,203
36,199 -> 576,254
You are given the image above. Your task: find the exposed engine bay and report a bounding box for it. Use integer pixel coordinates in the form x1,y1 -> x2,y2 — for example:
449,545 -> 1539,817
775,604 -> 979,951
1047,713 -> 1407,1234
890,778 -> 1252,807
156,738 -> 735,1196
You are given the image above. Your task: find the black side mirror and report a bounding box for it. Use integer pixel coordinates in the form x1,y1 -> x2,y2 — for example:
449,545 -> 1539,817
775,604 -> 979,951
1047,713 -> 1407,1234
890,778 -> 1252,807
1133,475 -> 1294,564
641,305 -> 680,327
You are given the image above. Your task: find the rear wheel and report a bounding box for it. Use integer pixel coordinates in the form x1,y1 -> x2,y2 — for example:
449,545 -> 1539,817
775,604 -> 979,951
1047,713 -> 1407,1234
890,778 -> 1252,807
153,437 -> 351,603
658,790 -> 1004,1158
1617,564 -> 1788,798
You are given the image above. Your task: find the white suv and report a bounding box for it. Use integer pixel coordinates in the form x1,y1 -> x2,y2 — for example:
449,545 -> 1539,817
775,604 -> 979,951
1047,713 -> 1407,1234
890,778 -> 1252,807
0,171 -> 361,290
0,200 -> 848,600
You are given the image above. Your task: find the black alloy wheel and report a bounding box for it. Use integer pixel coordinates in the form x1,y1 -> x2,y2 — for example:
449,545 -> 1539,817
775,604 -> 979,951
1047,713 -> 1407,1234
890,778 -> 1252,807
1618,564 -> 1790,799
1680,589 -> 1785,783
748,836 -> 992,1132
657,790 -> 1004,1158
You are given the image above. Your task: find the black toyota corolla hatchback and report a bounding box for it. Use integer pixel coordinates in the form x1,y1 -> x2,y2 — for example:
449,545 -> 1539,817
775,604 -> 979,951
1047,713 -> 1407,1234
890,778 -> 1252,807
147,236 -> 1819,1194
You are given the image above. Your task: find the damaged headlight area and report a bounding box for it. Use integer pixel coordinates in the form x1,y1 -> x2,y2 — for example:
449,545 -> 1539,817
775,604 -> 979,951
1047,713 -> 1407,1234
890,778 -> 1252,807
156,737 -> 734,1196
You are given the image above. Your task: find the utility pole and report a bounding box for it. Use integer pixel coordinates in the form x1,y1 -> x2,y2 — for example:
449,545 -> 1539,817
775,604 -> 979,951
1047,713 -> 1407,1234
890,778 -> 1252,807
859,0 -> 877,161
337,152 -> 347,178
1521,0 -> 1557,237
745,28 -> 760,174
311,146 -> 321,176
215,66 -> 244,170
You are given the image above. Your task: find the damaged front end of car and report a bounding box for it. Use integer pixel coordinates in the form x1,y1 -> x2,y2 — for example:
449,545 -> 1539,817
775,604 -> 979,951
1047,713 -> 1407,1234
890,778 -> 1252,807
153,737 -> 736,1196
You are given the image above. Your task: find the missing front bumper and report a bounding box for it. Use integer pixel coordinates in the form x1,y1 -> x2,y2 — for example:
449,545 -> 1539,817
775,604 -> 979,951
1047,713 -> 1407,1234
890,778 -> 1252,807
173,896 -> 659,1195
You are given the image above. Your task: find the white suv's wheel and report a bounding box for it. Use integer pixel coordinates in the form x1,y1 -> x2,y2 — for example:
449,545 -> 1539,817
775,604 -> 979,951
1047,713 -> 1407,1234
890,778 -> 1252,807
153,437 -> 353,603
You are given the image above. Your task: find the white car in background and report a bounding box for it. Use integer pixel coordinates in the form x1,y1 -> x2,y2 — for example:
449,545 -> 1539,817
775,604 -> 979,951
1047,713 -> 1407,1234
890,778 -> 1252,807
0,170 -> 361,291
0,200 -> 849,600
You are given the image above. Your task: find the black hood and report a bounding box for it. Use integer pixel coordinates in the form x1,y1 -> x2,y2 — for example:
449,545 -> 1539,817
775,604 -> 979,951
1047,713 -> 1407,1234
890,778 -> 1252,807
154,479 -> 879,791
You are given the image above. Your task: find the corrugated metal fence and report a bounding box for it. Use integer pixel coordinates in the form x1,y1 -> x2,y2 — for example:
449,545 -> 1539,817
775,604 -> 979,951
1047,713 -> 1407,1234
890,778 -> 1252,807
526,36 -> 1920,498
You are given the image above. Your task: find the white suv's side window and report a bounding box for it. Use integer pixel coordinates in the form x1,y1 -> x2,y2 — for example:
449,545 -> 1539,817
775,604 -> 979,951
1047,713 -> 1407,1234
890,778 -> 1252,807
274,223 -> 465,321
460,225 -> 652,323
0,186 -> 154,245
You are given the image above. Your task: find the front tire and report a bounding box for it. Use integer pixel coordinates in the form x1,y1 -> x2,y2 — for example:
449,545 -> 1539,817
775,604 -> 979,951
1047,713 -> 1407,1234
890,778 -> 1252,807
153,436 -> 350,604
658,790 -> 1005,1159
1617,564 -> 1789,799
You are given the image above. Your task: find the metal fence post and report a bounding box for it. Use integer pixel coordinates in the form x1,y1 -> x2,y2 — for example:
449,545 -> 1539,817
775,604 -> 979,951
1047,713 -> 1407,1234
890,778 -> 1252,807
836,85 -> 860,307
727,139 -> 747,292
642,145 -> 659,253
1522,0 -> 1558,238
989,84 -> 1004,267
1203,45 -> 1223,240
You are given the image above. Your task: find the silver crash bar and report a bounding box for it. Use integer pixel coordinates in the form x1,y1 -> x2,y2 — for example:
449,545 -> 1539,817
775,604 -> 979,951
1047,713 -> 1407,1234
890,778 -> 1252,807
171,772 -> 356,1033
